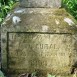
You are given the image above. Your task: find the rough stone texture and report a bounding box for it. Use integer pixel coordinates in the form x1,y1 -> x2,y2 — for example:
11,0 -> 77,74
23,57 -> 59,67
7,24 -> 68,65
8,33 -> 76,74
1,5 -> 77,77
19,0 -> 61,8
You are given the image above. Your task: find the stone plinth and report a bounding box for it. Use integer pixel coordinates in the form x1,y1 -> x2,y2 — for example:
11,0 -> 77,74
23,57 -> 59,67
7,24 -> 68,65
1,3 -> 77,77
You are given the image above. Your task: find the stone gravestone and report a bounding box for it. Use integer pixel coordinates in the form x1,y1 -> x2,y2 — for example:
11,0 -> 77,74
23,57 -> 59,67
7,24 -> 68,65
1,0 -> 77,77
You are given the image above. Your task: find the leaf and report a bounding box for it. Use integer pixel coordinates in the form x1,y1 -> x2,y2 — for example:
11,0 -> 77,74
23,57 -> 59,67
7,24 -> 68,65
4,6 -> 10,9
31,72 -> 37,76
0,70 -> 4,77
0,3 -> 1,7
0,18 -> 3,22
47,74 -> 56,77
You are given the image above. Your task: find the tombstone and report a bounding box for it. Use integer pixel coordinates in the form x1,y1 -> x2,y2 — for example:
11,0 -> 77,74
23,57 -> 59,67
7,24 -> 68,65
1,0 -> 77,77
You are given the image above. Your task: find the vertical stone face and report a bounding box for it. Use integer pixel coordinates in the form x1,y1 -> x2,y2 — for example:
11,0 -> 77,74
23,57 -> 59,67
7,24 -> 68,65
19,0 -> 61,8
8,33 -> 76,74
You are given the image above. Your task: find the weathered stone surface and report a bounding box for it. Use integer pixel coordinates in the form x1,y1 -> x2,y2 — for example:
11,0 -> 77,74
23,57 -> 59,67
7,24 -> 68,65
1,6 -> 77,77
19,0 -> 61,8
8,33 -> 76,74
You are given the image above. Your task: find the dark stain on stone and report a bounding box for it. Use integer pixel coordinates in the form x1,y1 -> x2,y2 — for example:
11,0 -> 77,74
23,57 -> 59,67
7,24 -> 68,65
2,39 -> 6,43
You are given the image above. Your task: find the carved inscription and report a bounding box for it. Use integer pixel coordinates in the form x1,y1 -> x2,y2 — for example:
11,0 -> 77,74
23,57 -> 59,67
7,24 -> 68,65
8,33 -> 74,73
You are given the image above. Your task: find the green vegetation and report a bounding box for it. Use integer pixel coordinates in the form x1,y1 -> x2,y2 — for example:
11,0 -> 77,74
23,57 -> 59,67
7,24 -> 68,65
47,74 -> 56,77
0,0 -> 77,23
62,0 -> 77,20
0,0 -> 18,23
0,70 -> 4,77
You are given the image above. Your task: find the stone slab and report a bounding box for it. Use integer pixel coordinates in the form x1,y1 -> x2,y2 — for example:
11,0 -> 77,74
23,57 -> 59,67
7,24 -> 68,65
19,0 -> 61,8
7,33 -> 75,74
1,7 -> 77,77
